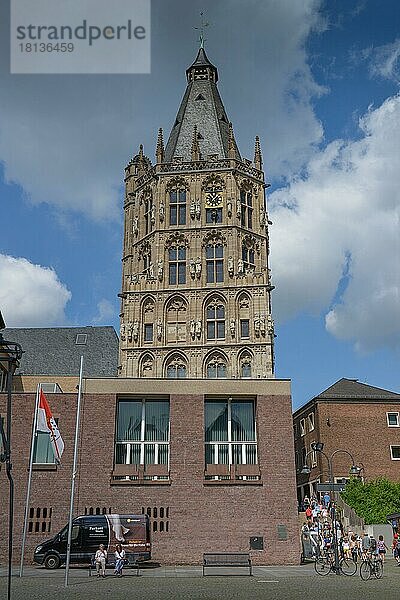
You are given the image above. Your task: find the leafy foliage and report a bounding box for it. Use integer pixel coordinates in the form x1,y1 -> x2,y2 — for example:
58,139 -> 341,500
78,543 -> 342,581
341,478 -> 400,524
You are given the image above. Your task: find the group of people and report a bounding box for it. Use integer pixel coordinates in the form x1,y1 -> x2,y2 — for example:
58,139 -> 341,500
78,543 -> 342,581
94,543 -> 127,577
301,494 -> 400,564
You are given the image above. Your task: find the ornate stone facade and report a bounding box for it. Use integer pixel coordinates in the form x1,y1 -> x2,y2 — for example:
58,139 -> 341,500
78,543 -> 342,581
118,48 -> 275,379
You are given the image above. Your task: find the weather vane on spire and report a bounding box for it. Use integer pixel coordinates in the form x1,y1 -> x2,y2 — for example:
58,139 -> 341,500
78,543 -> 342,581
194,11 -> 209,49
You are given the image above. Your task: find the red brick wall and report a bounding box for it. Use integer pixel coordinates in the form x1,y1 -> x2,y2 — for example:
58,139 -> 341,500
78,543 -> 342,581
0,389 -> 300,566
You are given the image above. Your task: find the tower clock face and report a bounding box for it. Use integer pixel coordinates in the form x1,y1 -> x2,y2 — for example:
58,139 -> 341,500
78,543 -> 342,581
205,191 -> 223,207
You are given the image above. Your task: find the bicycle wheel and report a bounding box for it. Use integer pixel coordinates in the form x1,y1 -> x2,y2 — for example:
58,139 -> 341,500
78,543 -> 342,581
360,560 -> 371,581
374,560 -> 383,579
315,557 -> 332,576
340,557 -> 357,576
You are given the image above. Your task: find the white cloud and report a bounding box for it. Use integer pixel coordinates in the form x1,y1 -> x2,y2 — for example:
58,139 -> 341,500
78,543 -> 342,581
368,38 -> 400,83
269,94 -> 400,352
91,298 -> 116,324
0,254 -> 71,326
0,0 -> 327,219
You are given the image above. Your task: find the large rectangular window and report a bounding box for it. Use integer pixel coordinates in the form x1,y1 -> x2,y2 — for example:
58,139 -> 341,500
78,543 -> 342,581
115,399 -> 170,468
169,247 -> 186,285
204,398 -> 257,470
33,426 -> 58,464
206,244 -> 224,283
169,190 -> 186,225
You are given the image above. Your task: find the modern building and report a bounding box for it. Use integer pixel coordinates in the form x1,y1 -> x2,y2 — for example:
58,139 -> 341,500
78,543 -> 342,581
293,378 -> 400,503
0,46 -> 299,566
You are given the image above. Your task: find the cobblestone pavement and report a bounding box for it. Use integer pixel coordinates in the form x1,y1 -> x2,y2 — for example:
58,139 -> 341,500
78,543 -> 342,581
1,561 -> 400,599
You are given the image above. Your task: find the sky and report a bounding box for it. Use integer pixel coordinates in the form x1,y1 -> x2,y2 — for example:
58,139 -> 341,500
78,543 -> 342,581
0,0 -> 399,410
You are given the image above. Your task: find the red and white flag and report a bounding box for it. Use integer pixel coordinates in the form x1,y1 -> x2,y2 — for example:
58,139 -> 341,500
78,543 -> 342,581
37,389 -> 65,463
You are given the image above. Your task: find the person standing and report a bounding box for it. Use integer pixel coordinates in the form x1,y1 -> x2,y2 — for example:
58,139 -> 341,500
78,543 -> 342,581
114,544 -> 126,576
377,535 -> 388,563
361,532 -> 371,559
95,544 -> 107,578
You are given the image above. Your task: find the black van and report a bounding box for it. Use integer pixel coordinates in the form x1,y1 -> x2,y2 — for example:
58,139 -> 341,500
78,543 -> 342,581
33,513 -> 151,569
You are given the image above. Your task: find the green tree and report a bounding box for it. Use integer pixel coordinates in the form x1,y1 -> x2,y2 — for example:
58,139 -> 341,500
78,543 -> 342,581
341,478 -> 400,524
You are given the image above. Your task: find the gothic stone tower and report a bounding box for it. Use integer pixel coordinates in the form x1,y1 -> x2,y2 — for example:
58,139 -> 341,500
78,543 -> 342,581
119,47 -> 275,379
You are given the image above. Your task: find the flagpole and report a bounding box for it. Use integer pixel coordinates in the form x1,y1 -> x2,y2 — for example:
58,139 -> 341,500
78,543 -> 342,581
65,356 -> 83,587
19,383 -> 41,578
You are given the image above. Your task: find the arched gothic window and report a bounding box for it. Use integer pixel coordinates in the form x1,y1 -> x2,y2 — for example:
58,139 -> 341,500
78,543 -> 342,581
206,299 -> 225,340
238,293 -> 251,339
166,297 -> 187,343
206,353 -> 227,379
140,353 -> 154,378
239,351 -> 253,378
165,354 -> 187,379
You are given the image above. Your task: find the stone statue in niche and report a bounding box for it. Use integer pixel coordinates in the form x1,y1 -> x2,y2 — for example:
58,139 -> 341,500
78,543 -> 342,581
190,319 -> 196,339
260,316 -> 266,336
230,318 -> 236,336
159,200 -> 165,222
195,257 -> 202,278
227,199 -> 232,217
236,198 -> 242,218
132,320 -> 139,341
195,199 -> 201,219
133,216 -> 139,236
260,209 -> 266,228
189,259 -> 196,278
148,263 -> 155,279
228,256 -> 234,276
195,320 -> 202,338
267,315 -> 274,335
150,204 -> 156,224
157,318 -> 163,340
127,322 -> 133,342
157,259 -> 164,281
190,199 -> 196,219
254,315 -> 261,336
120,323 -> 126,341
238,258 -> 244,275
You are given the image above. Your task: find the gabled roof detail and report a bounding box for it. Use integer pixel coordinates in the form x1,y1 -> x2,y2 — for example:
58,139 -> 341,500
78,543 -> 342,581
165,48 -> 240,163
316,378 -> 400,400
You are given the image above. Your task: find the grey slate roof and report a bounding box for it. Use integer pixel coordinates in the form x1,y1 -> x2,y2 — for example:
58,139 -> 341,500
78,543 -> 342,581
315,378 -> 400,400
293,377 -> 400,416
2,326 -> 118,377
165,48 -> 241,162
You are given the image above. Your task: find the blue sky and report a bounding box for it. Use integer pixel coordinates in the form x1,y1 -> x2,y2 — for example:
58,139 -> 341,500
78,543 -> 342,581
1,0 -> 399,409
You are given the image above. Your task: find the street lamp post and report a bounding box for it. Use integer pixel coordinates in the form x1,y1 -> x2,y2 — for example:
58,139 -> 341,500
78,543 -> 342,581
0,329 -> 23,600
302,445 -> 360,575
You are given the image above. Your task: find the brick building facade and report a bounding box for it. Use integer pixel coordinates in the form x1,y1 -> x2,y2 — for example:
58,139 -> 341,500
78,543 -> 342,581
1,378 -> 299,565
293,378 -> 400,504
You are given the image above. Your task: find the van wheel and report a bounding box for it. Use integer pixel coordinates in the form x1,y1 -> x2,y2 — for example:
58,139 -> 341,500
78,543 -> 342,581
44,554 -> 61,569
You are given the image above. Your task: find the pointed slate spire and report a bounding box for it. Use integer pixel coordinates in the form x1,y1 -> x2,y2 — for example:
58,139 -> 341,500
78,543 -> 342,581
156,128 -> 164,164
254,136 -> 262,170
191,125 -> 201,161
165,48 -> 241,162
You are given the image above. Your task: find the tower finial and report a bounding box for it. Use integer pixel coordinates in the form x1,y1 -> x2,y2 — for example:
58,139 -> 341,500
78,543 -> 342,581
228,122 -> 236,159
254,135 -> 262,170
156,128 -> 164,164
194,11 -> 209,49
191,125 -> 201,161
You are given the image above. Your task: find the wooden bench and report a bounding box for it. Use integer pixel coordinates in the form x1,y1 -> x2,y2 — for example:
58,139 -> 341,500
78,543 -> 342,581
202,552 -> 252,576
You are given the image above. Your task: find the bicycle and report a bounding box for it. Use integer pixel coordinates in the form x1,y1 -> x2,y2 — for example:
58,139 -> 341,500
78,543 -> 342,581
315,550 -> 357,576
359,552 -> 383,580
